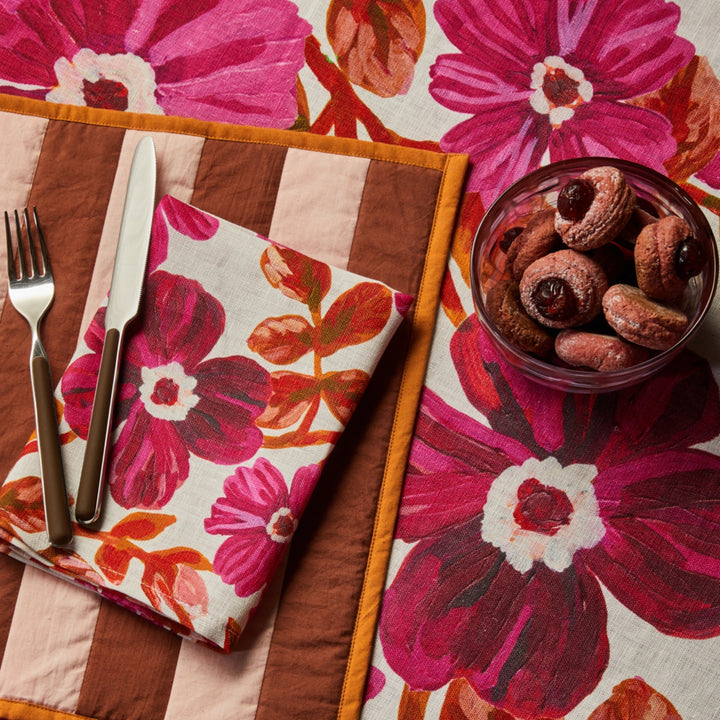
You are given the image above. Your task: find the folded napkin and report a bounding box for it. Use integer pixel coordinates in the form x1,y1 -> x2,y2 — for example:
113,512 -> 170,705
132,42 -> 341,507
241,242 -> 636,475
0,196 -> 412,650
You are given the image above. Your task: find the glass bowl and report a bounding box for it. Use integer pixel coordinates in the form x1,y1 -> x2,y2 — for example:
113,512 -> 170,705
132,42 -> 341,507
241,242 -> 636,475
470,157 -> 718,393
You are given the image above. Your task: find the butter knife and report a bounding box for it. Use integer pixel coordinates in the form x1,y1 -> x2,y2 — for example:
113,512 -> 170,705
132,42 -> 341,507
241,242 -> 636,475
75,137 -> 157,524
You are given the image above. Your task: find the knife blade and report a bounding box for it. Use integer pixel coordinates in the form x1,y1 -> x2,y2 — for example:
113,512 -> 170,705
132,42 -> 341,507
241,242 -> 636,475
76,136 -> 157,524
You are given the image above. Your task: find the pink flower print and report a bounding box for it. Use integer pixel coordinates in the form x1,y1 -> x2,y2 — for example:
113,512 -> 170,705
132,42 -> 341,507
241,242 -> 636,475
379,315 -> 720,719
62,270 -> 272,509
148,196 -> 220,272
205,458 -> 320,597
429,0 -> 695,200
0,0 -> 312,127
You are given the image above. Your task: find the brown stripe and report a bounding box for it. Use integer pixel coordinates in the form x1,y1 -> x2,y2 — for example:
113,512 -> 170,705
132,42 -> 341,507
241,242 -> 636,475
190,139 -> 287,237
0,557 -> 24,668
349,161 -> 443,293
0,119 -> 125,483
75,599 -> 182,720
255,160 -> 444,720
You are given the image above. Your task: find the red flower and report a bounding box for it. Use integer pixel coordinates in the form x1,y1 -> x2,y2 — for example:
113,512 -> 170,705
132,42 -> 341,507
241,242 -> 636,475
62,270 -> 272,509
379,315 -> 720,719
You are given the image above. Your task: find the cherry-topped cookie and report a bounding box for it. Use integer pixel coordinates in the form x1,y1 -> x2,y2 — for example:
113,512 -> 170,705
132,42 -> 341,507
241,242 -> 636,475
519,249 -> 608,329
555,166 -> 635,250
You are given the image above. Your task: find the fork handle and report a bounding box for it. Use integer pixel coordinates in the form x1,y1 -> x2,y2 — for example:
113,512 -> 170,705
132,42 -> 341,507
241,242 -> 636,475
76,328 -> 121,525
31,355 -> 73,547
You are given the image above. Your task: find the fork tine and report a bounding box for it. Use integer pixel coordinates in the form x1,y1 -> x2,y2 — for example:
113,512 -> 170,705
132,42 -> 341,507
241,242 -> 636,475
32,207 -> 50,277
13,209 -> 28,279
4,211 -> 16,280
23,207 -> 41,278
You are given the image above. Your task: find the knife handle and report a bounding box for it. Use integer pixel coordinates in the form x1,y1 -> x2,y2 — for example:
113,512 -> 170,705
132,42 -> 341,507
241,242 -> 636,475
76,327 -> 121,525
30,354 -> 72,547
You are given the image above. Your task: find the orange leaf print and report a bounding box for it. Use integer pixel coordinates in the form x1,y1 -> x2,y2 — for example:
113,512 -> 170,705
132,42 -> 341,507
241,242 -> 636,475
261,245 -> 332,311
156,547 -> 213,572
629,55 -> 720,182
316,282 -> 392,357
327,0 -> 426,98
225,616 -> 243,648
110,511 -> 176,540
95,543 -> 133,585
0,475 -> 47,534
399,683 -> 431,720
141,552 -> 210,627
439,678 -> 520,720
256,371 -> 319,429
248,315 -> 315,364
321,368 -> 370,425
587,678 -> 682,720
40,546 -> 104,584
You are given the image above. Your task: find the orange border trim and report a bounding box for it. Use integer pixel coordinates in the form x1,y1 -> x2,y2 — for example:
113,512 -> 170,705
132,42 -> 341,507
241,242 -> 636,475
0,93 -> 464,171
337,149 -> 468,720
0,699 -> 96,720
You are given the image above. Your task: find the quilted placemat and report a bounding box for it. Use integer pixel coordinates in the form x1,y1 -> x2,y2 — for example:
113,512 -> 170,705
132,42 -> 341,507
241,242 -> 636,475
1,192 -> 414,651
0,95 -> 467,720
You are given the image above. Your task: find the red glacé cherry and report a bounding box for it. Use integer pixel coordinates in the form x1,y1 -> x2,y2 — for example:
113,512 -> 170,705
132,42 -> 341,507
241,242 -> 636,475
675,235 -> 706,279
531,277 -> 578,320
557,178 -> 595,221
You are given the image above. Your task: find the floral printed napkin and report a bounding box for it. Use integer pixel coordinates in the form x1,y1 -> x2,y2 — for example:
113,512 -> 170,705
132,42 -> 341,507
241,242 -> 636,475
0,195 -> 412,651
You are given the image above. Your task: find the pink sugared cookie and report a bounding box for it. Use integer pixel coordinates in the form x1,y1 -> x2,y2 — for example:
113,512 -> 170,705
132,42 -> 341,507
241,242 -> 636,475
634,214 -> 707,303
555,166 -> 635,250
555,329 -> 650,371
602,283 -> 688,350
519,249 -> 609,329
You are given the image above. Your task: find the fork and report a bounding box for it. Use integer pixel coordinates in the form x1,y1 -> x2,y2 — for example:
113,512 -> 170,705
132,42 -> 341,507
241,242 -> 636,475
5,208 -> 72,546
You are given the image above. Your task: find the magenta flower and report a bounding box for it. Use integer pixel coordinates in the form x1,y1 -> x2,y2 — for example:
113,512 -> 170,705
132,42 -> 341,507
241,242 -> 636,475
62,270 -> 272,509
429,0 -> 695,200
0,0 -> 312,127
148,195 -> 220,272
379,315 -> 720,719
205,458 -> 320,597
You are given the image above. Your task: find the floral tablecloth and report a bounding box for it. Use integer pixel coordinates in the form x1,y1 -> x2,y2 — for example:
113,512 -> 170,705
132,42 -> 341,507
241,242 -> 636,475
1,1 -> 720,720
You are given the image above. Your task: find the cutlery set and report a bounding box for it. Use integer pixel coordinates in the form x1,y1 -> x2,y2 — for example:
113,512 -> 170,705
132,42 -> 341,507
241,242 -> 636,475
4,137 -> 157,545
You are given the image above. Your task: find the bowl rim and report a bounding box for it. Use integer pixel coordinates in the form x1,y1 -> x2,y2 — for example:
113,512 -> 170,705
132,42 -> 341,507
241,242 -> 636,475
470,156 -> 719,391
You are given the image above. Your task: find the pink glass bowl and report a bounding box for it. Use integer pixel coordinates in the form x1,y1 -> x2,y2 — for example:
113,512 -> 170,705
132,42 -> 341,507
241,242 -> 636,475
470,158 -> 718,393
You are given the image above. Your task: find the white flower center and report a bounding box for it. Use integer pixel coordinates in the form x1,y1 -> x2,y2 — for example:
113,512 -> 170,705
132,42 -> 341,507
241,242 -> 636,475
529,55 -> 593,127
481,457 -> 605,573
139,361 -> 200,421
47,48 -> 162,113
266,507 -> 297,543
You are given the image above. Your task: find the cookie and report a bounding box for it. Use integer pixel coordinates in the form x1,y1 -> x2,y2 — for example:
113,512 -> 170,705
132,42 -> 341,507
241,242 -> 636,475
485,279 -> 554,356
555,166 -> 636,250
519,249 -> 609,329
634,215 -> 707,303
505,208 -> 562,280
555,329 -> 650,371
602,283 -> 688,350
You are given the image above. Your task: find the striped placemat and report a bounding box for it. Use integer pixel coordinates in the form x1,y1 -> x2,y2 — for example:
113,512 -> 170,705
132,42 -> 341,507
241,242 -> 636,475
0,95 -> 466,720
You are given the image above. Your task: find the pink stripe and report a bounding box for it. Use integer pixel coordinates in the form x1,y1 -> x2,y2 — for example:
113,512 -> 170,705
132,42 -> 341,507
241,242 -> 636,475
0,567 -> 100,712
268,148 -> 370,268
0,112 -> 49,321
163,561 -> 286,719
79,129 -> 206,335
165,150 -> 372,718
